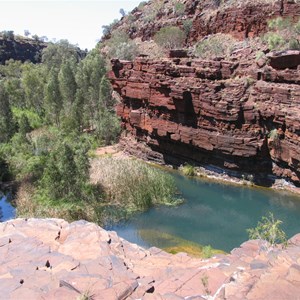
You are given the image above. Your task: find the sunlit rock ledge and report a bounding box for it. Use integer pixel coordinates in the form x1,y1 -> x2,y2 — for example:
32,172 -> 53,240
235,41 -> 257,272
1,218 -> 300,299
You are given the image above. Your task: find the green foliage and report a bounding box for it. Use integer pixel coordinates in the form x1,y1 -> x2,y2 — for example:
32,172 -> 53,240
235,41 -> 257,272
107,31 -> 139,60
268,128 -> 278,139
256,51 -> 266,61
183,19 -> 193,36
195,34 -> 236,59
268,17 -> 291,31
91,158 -> 178,214
0,133 -> 46,180
44,69 -> 63,126
102,19 -> 119,36
0,38 -> 122,224
21,63 -> 47,115
264,32 -> 285,50
95,110 -> 121,145
143,0 -> 163,22
263,17 -> 300,51
181,164 -> 196,176
173,1 -> 185,15
12,107 -> 43,129
42,40 -> 81,70
154,26 -> 186,49
0,82 -> 15,143
247,212 -> 288,248
202,245 -> 213,258
38,142 -> 82,203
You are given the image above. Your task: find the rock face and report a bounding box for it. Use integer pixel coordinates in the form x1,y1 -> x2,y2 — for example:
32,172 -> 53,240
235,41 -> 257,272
0,36 -> 46,64
106,0 -> 300,44
1,218 -> 300,299
109,52 -> 300,185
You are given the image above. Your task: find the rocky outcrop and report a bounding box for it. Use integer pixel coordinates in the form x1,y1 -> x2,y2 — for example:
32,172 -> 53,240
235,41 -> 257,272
106,0 -> 300,45
109,53 -> 300,186
267,50 -> 300,69
1,218 -> 300,299
0,36 -> 46,64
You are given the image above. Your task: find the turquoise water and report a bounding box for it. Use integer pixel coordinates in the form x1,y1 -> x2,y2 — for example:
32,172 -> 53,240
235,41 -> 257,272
109,173 -> 300,252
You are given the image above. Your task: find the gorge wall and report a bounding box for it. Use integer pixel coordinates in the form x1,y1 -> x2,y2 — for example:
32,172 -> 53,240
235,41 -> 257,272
109,51 -> 300,186
106,0 -> 300,187
0,36 -> 46,64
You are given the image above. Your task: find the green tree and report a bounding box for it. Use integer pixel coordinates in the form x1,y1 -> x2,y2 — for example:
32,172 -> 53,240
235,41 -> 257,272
75,49 -> 106,128
39,139 -> 92,203
0,60 -> 25,108
18,113 -> 31,137
44,69 -> 63,126
22,63 -> 46,116
95,110 -> 120,145
99,75 -> 114,109
42,40 -> 80,70
58,59 -> 77,114
0,83 -> 14,142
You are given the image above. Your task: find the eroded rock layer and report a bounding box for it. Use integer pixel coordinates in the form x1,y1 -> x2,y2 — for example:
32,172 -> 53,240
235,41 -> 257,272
109,54 -> 300,185
1,218 -> 300,299
108,0 -> 300,44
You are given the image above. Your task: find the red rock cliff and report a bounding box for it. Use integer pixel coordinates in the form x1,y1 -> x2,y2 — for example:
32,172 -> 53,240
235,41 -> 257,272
109,51 -> 300,186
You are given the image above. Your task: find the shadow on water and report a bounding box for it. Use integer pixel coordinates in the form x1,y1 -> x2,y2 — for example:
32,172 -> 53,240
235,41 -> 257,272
0,191 -> 15,222
108,172 -> 300,252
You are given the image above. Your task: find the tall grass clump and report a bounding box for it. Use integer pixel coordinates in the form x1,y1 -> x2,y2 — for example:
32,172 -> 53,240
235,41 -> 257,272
181,164 -> 196,176
90,157 -> 178,213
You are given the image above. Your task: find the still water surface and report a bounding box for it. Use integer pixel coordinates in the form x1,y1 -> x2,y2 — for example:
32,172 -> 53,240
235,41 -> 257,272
109,173 -> 300,252
1,172 -> 300,252
0,192 -> 15,222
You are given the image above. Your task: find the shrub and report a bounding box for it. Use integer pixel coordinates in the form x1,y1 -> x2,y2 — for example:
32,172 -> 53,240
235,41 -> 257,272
107,31 -> 139,60
247,212 -> 288,248
195,34 -> 236,59
173,1 -> 185,16
183,19 -> 193,36
202,245 -> 213,258
181,164 -> 196,176
154,26 -> 186,49
263,32 -> 285,50
263,17 -> 300,51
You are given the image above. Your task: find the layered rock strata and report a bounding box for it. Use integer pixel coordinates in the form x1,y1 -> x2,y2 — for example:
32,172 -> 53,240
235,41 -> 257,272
109,53 -> 300,186
1,218 -> 300,299
107,0 -> 300,44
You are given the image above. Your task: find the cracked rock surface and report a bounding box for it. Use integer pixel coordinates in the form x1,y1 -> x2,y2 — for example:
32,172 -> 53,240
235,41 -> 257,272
1,218 -> 300,299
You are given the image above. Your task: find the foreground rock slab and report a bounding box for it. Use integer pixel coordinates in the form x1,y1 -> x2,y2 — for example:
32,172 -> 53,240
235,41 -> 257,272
0,218 -> 300,299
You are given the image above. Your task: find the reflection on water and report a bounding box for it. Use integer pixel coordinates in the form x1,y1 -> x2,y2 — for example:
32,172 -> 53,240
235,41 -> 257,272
0,191 -> 15,222
109,173 -> 300,252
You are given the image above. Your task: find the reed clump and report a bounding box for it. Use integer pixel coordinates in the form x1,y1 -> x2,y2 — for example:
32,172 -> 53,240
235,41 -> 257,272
90,157 -> 179,215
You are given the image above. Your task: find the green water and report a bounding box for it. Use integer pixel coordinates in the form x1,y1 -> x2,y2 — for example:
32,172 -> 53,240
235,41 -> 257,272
109,173 -> 300,252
